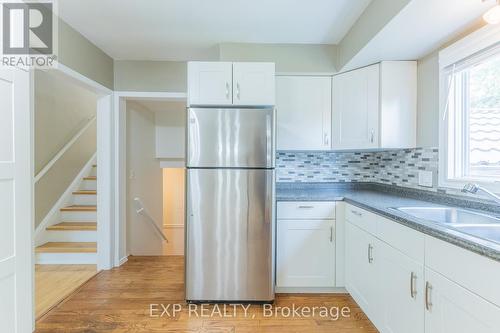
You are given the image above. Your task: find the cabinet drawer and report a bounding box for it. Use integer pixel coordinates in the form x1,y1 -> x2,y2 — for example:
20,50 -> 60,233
376,215 -> 424,263
345,204 -> 377,235
277,201 -> 335,219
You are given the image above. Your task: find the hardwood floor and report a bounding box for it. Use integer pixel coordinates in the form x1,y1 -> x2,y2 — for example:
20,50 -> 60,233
35,264 -> 97,319
36,256 -> 377,333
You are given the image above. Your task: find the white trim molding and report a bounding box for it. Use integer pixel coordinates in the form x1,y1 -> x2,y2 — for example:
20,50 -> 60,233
438,23 -> 500,193
113,90 -> 188,267
34,153 -> 97,246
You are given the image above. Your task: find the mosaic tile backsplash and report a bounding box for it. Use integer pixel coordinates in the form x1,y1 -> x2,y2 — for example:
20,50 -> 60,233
277,147 -> 446,192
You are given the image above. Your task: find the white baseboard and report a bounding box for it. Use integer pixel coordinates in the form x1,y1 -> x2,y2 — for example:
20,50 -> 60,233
275,287 -> 348,294
118,255 -> 129,266
34,153 -> 97,246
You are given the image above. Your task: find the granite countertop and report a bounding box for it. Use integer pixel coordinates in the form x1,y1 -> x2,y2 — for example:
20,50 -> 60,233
276,182 -> 500,262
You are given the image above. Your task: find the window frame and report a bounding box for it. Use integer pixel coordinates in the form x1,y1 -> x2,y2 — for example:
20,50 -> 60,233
439,24 -> 500,192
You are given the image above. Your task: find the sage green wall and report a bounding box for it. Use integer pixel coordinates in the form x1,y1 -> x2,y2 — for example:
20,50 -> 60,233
114,60 -> 187,92
416,20 -> 487,147
219,43 -> 338,73
337,0 -> 411,70
35,70 -> 98,227
58,19 -> 114,89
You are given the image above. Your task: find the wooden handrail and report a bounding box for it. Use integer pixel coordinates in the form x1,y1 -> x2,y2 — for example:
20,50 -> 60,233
133,197 -> 168,242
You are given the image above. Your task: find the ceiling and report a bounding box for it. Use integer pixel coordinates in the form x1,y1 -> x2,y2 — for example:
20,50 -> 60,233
343,0 -> 495,71
58,0 -> 371,61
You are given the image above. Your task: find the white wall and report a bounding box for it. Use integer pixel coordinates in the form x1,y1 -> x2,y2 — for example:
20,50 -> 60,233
34,69 -> 97,227
126,101 -> 164,255
162,168 -> 185,256
219,43 -> 338,73
154,102 -> 186,159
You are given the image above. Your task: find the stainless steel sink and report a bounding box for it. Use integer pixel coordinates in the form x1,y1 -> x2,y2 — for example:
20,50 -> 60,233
394,207 -> 500,225
392,206 -> 500,244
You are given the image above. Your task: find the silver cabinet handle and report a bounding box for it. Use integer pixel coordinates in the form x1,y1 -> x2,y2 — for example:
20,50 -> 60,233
236,82 -> 241,100
367,244 -> 373,263
330,226 -> 333,242
225,82 -> 230,100
351,209 -> 362,217
370,129 -> 374,143
425,282 -> 433,311
324,133 -> 329,146
410,272 -> 417,299
298,205 -> 314,209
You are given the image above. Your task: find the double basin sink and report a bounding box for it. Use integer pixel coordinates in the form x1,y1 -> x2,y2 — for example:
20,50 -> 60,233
393,206 -> 500,244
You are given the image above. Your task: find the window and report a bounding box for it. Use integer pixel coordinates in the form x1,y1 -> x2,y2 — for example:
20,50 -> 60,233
440,25 -> 500,190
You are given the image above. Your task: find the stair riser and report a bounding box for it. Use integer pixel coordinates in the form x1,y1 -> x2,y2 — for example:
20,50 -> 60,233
61,211 -> 97,222
36,253 -> 97,265
46,231 -> 97,242
80,180 -> 97,191
72,195 -> 97,206
89,167 -> 97,177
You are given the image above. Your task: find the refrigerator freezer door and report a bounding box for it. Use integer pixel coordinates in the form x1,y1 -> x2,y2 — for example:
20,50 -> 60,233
187,108 -> 275,168
185,168 -> 275,301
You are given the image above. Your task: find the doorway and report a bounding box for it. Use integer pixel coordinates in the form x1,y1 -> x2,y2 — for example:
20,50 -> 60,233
123,97 -> 186,257
33,68 -> 100,319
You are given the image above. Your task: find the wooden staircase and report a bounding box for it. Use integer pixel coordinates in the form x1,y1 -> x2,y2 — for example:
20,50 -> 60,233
35,165 -> 98,264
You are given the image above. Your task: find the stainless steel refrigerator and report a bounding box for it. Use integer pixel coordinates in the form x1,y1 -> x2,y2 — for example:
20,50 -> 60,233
185,107 -> 276,302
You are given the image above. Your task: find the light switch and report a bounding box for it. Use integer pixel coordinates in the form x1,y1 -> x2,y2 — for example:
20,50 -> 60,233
418,170 -> 433,187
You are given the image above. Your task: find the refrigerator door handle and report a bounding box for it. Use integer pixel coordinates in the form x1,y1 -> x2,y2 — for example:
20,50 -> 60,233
264,171 -> 272,224
266,113 -> 272,167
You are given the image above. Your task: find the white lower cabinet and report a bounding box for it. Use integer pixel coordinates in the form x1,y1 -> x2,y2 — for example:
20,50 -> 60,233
345,222 -> 380,322
378,241 -> 424,333
277,219 -> 335,287
276,201 -> 335,289
344,203 -> 500,333
424,268 -> 500,333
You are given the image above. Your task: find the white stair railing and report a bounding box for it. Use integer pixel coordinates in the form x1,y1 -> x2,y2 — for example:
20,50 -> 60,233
35,115 -> 97,183
133,197 -> 168,242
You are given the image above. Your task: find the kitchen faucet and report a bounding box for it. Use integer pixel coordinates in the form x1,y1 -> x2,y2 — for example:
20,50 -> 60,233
462,183 -> 500,205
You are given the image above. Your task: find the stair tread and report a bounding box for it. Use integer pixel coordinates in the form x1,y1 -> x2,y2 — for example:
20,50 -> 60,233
60,205 -> 97,212
83,176 -> 97,180
72,190 -> 97,195
92,164 -> 97,167
47,222 -> 97,231
36,242 -> 97,253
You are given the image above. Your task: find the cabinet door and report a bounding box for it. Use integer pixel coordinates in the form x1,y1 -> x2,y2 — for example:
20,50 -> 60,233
277,219 -> 334,287
233,62 -> 275,106
378,241 -> 424,333
425,268 -> 500,333
276,76 -> 332,150
332,64 -> 379,149
188,62 -> 233,106
345,221 -> 380,324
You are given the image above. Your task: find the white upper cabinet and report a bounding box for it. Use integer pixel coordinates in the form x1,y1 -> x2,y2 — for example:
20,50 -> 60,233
276,76 -> 332,150
188,62 -> 233,106
233,62 -> 275,106
188,61 -> 275,106
332,61 -> 416,150
332,64 -> 380,150
379,61 -> 417,148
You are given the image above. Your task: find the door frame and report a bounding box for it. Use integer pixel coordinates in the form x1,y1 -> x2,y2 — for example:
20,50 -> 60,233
113,91 -> 187,266
47,63 -> 114,270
